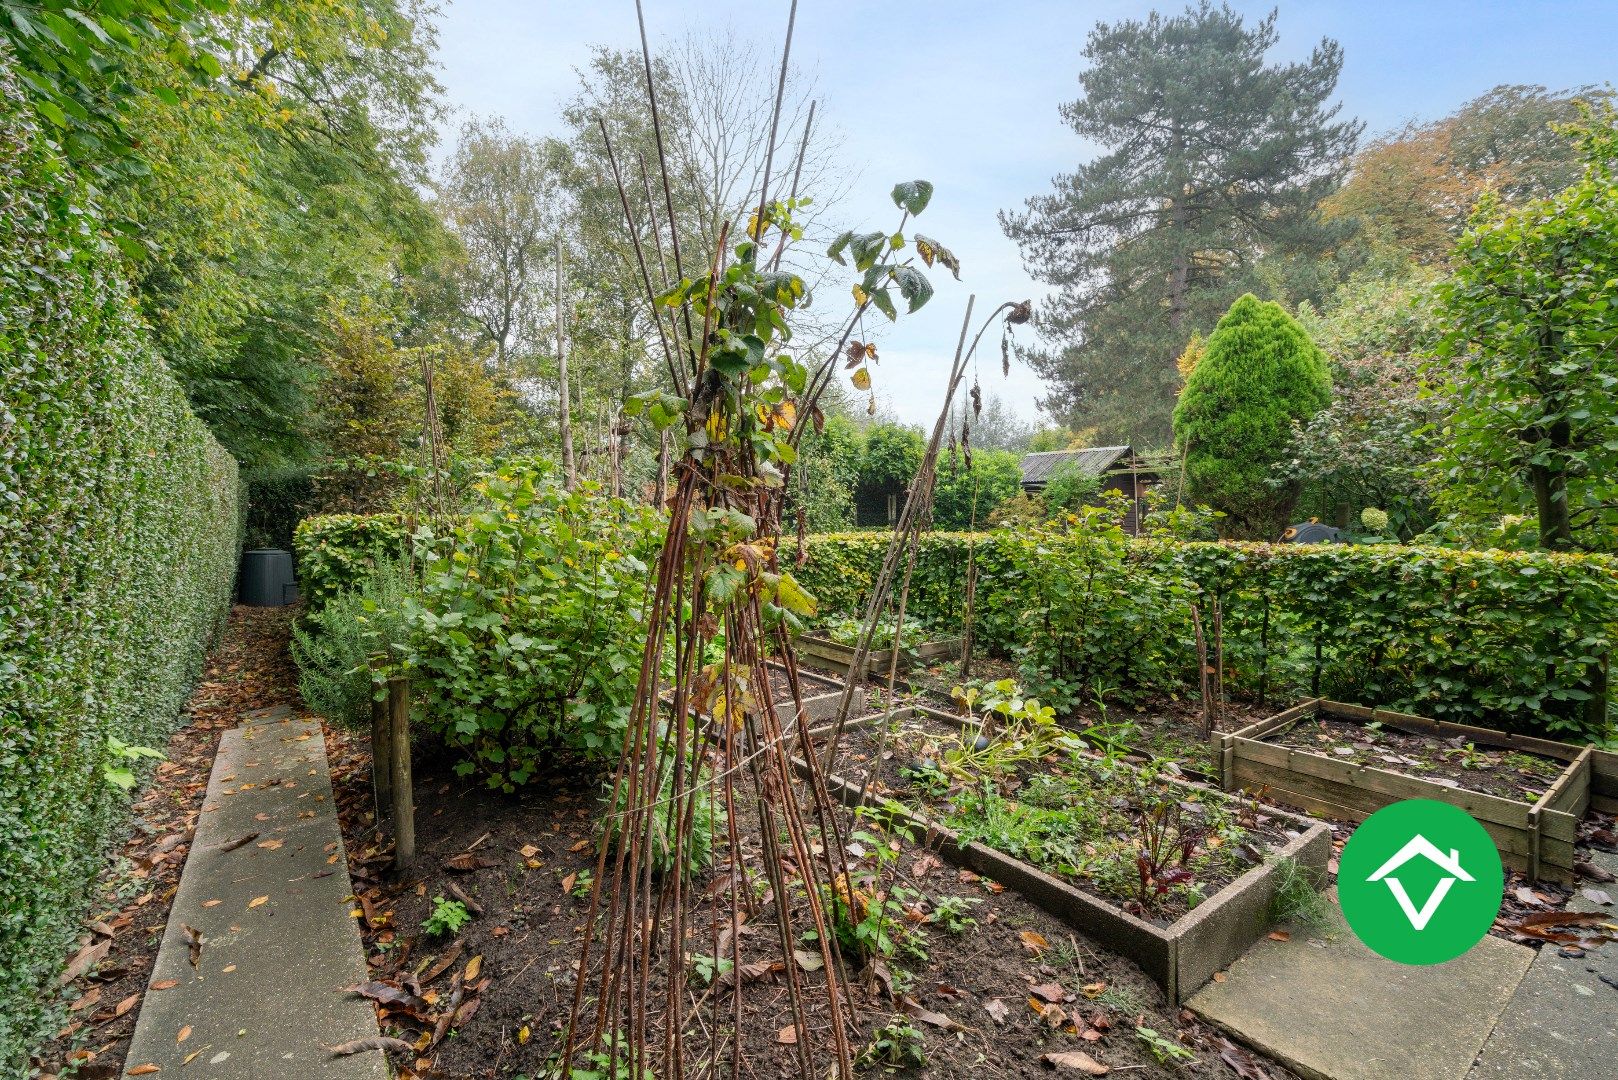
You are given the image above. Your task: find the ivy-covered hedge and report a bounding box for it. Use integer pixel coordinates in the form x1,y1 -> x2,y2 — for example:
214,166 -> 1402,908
798,532 -> 1618,740
0,52 -> 241,1067
292,512 -> 416,610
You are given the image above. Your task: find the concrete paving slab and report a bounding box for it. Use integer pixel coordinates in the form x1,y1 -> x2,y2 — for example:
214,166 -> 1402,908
1187,897 -> 1533,1080
122,719 -> 385,1079
1470,848 -> 1618,1080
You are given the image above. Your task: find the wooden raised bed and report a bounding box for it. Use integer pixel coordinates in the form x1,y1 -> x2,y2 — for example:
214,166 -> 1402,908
805,706 -> 1332,1004
794,633 -> 961,680
1218,700 -> 1617,884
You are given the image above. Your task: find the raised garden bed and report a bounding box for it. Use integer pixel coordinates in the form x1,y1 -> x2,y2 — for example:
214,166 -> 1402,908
795,631 -> 961,680
808,705 -> 1331,1003
1218,699 -> 1618,883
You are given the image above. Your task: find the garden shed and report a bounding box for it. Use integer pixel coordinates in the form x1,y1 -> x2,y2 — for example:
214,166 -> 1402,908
1018,445 -> 1162,533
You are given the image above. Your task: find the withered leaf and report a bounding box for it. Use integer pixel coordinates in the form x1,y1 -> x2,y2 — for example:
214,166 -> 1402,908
329,1036 -> 417,1057
444,852 -> 497,872
1040,1050 -> 1108,1074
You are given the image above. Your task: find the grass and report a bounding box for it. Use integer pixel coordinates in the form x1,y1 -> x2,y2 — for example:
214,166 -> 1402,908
1266,856 -> 1333,935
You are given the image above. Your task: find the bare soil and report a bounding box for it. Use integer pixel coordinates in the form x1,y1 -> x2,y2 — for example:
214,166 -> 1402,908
329,737 -> 1298,1079
1269,712 -> 1568,802
832,712 -> 1298,926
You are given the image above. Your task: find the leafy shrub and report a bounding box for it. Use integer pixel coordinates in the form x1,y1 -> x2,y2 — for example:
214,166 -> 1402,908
1174,294 -> 1332,539
930,448 -> 1023,529
1041,461 -> 1102,515
1013,504 -> 1193,709
0,53 -> 240,1068
797,532 -> 1618,739
400,463 -> 660,789
293,512 -> 415,611
290,560 -> 419,728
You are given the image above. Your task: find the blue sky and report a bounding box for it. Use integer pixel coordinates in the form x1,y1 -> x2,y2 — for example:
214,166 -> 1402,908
430,1 -> 1617,429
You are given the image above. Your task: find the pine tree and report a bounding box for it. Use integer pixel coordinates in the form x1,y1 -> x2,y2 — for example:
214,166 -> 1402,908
1173,294 -> 1331,539
1001,2 -> 1359,447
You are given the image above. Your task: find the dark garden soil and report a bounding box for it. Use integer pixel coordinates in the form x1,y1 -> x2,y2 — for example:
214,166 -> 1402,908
32,606 -> 306,1080
328,736 -> 1298,1080
1269,711 -> 1568,801
830,711 -> 1298,926
893,656 -> 1280,780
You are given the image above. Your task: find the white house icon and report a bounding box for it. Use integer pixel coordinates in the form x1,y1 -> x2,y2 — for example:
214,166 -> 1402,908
1366,835 -> 1475,931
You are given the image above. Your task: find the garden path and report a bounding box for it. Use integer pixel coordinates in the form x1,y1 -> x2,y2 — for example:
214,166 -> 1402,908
1469,847 -> 1618,1079
119,705 -> 386,1079
1185,892 -> 1534,1079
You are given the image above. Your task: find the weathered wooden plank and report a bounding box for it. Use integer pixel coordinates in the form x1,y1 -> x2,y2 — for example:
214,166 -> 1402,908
1321,701 -> 1376,721
1231,762 -> 1574,879
1229,699 -> 1321,743
1543,749 -> 1592,819
1233,737 -> 1558,835
1591,748 -> 1618,802
1366,709 -> 1586,762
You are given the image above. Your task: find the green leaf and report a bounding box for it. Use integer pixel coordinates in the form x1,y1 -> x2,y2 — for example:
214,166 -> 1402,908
891,180 -> 934,216
892,266 -> 934,313
870,288 -> 898,322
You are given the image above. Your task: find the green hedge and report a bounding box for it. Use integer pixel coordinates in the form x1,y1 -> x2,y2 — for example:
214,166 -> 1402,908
797,532 -> 1618,740
292,512 -> 416,610
0,52 -> 241,1067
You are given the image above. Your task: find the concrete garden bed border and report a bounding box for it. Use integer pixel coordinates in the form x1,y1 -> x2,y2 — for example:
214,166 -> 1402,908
794,633 -> 961,681
808,705 -> 1332,1004
1217,699 -> 1618,884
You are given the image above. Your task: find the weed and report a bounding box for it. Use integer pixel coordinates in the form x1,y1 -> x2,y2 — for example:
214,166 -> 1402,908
1446,742 -> 1488,770
688,953 -> 734,987
1267,856 -> 1332,934
856,1017 -> 927,1071
1092,983 -> 1145,1015
928,895 -> 982,934
1135,1025 -> 1195,1065
571,869 -> 594,900
423,896 -> 471,939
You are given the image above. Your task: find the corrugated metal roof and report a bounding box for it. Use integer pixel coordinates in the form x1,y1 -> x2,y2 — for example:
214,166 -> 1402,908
1018,446 -> 1133,486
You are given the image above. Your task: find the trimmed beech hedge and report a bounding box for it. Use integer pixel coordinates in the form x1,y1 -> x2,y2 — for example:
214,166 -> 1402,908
0,53 -> 240,1067
797,532 -> 1618,740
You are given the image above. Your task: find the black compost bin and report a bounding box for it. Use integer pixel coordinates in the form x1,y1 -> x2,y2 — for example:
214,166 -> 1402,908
239,548 -> 298,606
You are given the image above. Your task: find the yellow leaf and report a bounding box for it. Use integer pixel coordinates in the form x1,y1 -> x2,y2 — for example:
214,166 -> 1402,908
518,1025 -> 531,1045
464,955 -> 483,981
852,284 -> 869,306
851,367 -> 871,391
249,896 -> 269,908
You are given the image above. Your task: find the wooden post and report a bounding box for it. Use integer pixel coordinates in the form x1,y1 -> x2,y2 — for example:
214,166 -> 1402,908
1211,594 -> 1225,732
387,677 -> 415,876
369,661 -> 393,834
1191,601 -> 1213,741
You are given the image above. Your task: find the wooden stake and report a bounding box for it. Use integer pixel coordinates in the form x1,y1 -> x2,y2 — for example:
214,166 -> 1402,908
388,677 -> 415,875
1211,593 -> 1225,733
1191,601 -> 1213,741
369,661 -> 393,835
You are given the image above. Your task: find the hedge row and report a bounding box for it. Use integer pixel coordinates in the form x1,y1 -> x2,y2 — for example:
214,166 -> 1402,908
0,52 -> 241,1067
796,532 -> 1618,741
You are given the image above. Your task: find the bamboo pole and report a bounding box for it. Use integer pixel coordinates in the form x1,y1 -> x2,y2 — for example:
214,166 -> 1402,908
387,677 -> 415,875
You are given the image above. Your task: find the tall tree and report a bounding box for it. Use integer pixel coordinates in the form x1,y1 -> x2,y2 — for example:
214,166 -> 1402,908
1002,2 -> 1359,447
1428,106 -> 1618,551
435,116 -> 566,373
1326,84 -> 1611,266
1173,294 -> 1331,539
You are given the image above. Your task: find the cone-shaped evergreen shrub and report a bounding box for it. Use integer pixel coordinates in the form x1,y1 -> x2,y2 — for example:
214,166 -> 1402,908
1173,295 -> 1331,538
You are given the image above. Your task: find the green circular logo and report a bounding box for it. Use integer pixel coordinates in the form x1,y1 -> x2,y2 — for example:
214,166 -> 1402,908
1338,799 -> 1504,965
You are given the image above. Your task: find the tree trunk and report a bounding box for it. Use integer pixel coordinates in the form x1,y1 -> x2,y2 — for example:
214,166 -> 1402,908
557,238 -> 577,490
1531,458 -> 1572,550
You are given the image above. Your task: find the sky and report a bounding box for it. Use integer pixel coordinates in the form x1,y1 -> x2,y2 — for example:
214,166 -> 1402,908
428,1 -> 1618,429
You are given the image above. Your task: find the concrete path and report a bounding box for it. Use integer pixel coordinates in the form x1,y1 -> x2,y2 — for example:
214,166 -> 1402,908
122,709 -> 385,1078
1187,895 -> 1534,1080
1470,849 -> 1618,1079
